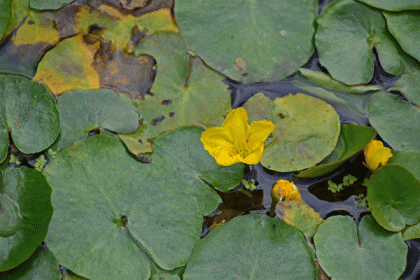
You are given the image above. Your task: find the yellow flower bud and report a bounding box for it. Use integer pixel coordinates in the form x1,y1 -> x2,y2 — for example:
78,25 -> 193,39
363,140 -> 393,170
271,180 -> 301,202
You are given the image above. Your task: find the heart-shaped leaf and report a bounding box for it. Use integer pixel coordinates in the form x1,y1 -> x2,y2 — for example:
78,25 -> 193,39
43,127 -> 243,279
0,75 -> 60,162
296,124 -> 376,178
316,0 -> 417,85
120,33 -> 232,155
314,215 -> 407,280
51,89 -> 139,152
243,92 -> 340,172
367,164 -> 420,232
174,0 -> 317,83
367,92 -> 420,151
0,167 -> 53,271
0,245 -> 60,279
183,215 -> 317,280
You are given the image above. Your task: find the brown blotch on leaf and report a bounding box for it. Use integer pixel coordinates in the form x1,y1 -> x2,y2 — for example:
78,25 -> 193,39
169,112 -> 175,117
152,115 -> 165,126
14,125 -> 20,129
137,153 -> 151,163
146,138 -> 152,142
279,113 -> 286,119
161,99 -> 172,105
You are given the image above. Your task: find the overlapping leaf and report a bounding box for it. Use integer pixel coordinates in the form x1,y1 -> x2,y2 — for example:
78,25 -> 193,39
316,0 -> 418,85
0,75 -> 60,162
243,92 -> 340,172
357,0 -> 420,10
174,0 -> 317,83
0,167 -> 53,272
388,69 -> 420,106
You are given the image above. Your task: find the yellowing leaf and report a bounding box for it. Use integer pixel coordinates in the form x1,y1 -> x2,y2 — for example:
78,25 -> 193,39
33,35 -> 100,95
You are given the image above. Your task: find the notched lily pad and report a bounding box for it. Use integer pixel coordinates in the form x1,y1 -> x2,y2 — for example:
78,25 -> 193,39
316,0 -> 416,85
243,92 -> 340,172
51,88 -> 139,152
183,215 -> 317,280
296,124 -> 376,178
174,0 -> 318,83
0,167 -> 53,271
0,75 -> 60,161
367,92 -> 420,151
43,128 -> 242,279
0,245 -> 60,279
314,215 -> 407,280
388,68 -> 420,106
367,164 -> 420,232
119,32 -> 232,155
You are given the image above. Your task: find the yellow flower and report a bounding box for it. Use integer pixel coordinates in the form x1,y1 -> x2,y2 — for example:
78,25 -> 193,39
200,107 -> 275,166
271,180 -> 301,202
363,140 -> 393,170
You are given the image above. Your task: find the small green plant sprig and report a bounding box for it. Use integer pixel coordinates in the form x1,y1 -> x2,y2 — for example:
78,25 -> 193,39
47,148 -> 57,159
9,154 -> 21,165
34,155 -> 47,172
242,179 -> 257,190
327,174 -> 358,193
356,178 -> 370,211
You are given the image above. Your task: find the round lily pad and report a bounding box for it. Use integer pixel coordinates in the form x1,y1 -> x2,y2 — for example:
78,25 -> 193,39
358,0 -> 420,11
367,92 -> 420,151
0,75 -> 60,161
296,124 -> 377,178
316,0 -> 415,85
43,128 -> 243,280
314,215 -> 407,280
0,245 -> 60,279
367,164 -> 420,232
0,167 -> 53,271
52,89 -> 139,152
243,92 -> 340,172
388,151 -> 420,180
183,215 -> 317,280
174,0 -> 317,83
384,11 -> 420,63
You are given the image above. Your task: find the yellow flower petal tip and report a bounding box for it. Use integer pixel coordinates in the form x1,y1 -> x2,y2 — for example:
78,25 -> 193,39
200,107 -> 275,166
363,139 -> 393,170
271,180 -> 301,202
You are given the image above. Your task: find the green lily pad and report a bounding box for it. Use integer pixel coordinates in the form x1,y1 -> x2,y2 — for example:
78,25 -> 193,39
384,11 -> 420,63
52,89 -> 139,152
388,69 -> 420,106
174,0 -> 317,83
367,92 -> 420,151
0,245 -> 60,279
0,167 -> 53,271
152,126 -> 244,216
316,0 -> 416,85
367,164 -> 420,232
183,215 -> 317,280
275,200 -> 324,237
358,0 -> 420,11
388,151 -> 420,180
43,128 -> 243,279
314,215 -> 407,280
0,0 -> 12,40
243,92 -> 340,172
0,75 -> 60,162
120,33 -> 232,155
296,124 -> 377,178
30,0 -> 72,10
